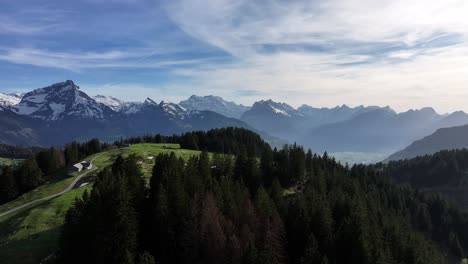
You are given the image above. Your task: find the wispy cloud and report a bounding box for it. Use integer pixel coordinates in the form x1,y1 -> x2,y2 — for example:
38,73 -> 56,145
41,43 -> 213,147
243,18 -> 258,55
0,47 -> 215,71
158,0 -> 468,112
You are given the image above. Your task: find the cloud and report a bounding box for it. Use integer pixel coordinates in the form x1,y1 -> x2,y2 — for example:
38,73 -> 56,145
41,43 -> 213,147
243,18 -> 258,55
0,47 -> 215,71
159,0 -> 468,112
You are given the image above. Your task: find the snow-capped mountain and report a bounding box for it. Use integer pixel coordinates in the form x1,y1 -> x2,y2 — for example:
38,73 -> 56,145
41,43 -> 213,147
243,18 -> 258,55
92,95 -> 125,111
119,102 -> 143,114
243,100 -> 302,119
11,80 -> 113,121
240,100 -> 304,139
0,93 -> 22,107
180,95 -> 250,118
0,81 -> 263,146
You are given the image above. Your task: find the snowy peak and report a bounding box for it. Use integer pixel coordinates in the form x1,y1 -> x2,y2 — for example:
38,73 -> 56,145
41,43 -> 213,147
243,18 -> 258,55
12,80 -> 112,121
180,95 -> 250,118
93,95 -> 125,111
0,93 -> 22,107
250,99 -> 301,118
144,97 -> 158,106
159,100 -> 187,116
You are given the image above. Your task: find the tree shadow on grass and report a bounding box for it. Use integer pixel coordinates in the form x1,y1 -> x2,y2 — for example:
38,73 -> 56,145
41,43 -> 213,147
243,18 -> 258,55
0,226 -> 62,264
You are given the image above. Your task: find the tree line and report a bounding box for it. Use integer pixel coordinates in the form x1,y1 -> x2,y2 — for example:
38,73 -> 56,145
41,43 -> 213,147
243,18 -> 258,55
0,143 -> 43,159
59,142 -> 468,264
375,148 -> 468,188
0,139 -> 103,204
115,127 -> 271,157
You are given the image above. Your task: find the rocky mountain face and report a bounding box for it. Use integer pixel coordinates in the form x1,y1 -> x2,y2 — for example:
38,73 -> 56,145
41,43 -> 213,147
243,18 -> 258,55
11,81 -> 114,121
179,95 -> 250,118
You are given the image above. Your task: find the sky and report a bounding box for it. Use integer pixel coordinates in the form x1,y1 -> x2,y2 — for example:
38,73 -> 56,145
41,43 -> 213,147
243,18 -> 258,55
0,0 -> 468,112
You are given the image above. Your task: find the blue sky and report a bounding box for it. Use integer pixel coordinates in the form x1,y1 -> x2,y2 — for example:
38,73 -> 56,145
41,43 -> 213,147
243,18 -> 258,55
1,0 -> 468,112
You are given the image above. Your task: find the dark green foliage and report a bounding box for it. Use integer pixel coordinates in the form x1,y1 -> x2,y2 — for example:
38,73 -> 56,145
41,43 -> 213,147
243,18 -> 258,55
59,135 -> 468,264
0,138 -> 105,205
378,148 -> 468,188
36,147 -> 65,175
0,158 -> 43,203
60,157 -> 143,264
115,127 -> 271,157
138,252 -> 156,264
0,166 -> 18,203
15,158 -> 43,192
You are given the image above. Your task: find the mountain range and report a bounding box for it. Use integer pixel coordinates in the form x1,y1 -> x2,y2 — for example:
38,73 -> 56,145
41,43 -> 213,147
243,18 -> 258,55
239,100 -> 468,155
0,81 -> 262,146
2,80 -> 468,161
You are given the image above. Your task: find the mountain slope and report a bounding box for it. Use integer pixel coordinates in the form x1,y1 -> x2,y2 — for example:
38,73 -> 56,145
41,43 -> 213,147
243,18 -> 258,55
387,124 -> 468,161
241,99 -> 304,139
179,95 -> 250,118
11,81 -> 114,121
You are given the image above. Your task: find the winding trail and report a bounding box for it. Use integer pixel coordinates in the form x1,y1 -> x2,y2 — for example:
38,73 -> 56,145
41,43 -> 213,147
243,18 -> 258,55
0,153 -> 103,218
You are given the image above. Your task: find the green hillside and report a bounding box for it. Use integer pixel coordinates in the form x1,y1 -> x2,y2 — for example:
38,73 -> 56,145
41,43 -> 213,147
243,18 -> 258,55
0,186 -> 91,264
0,143 -> 204,264
93,143 -> 202,178
0,157 -> 23,166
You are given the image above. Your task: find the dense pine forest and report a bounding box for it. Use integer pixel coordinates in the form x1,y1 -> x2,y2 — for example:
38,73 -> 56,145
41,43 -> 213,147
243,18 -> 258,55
2,128 -> 468,263
377,149 -> 468,188
115,127 -> 272,157
58,129 -> 468,264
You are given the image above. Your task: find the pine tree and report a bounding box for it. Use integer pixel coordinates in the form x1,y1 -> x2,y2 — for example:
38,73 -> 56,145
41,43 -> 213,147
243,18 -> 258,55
15,158 -> 43,192
0,166 -> 18,204
138,252 -> 156,264
200,193 -> 227,264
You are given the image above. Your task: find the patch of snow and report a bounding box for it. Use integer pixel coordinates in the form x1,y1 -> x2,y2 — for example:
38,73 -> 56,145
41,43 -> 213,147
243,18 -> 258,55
270,106 -> 291,117
49,103 -> 66,120
93,95 -> 124,111
0,93 -> 22,106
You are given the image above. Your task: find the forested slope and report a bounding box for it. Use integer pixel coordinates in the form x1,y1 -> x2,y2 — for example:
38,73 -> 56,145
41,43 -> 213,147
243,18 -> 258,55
59,142 -> 468,264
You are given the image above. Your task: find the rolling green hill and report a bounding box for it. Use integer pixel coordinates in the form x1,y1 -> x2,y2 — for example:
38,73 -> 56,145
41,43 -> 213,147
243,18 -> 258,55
0,186 -> 91,264
0,143 -> 205,264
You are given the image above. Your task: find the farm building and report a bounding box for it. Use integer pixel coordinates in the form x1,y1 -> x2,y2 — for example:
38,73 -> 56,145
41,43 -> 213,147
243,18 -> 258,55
69,161 -> 93,172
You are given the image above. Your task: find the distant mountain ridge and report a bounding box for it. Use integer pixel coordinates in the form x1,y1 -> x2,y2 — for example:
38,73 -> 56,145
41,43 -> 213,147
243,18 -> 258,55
387,124 -> 468,161
240,100 -> 468,154
179,95 -> 250,118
